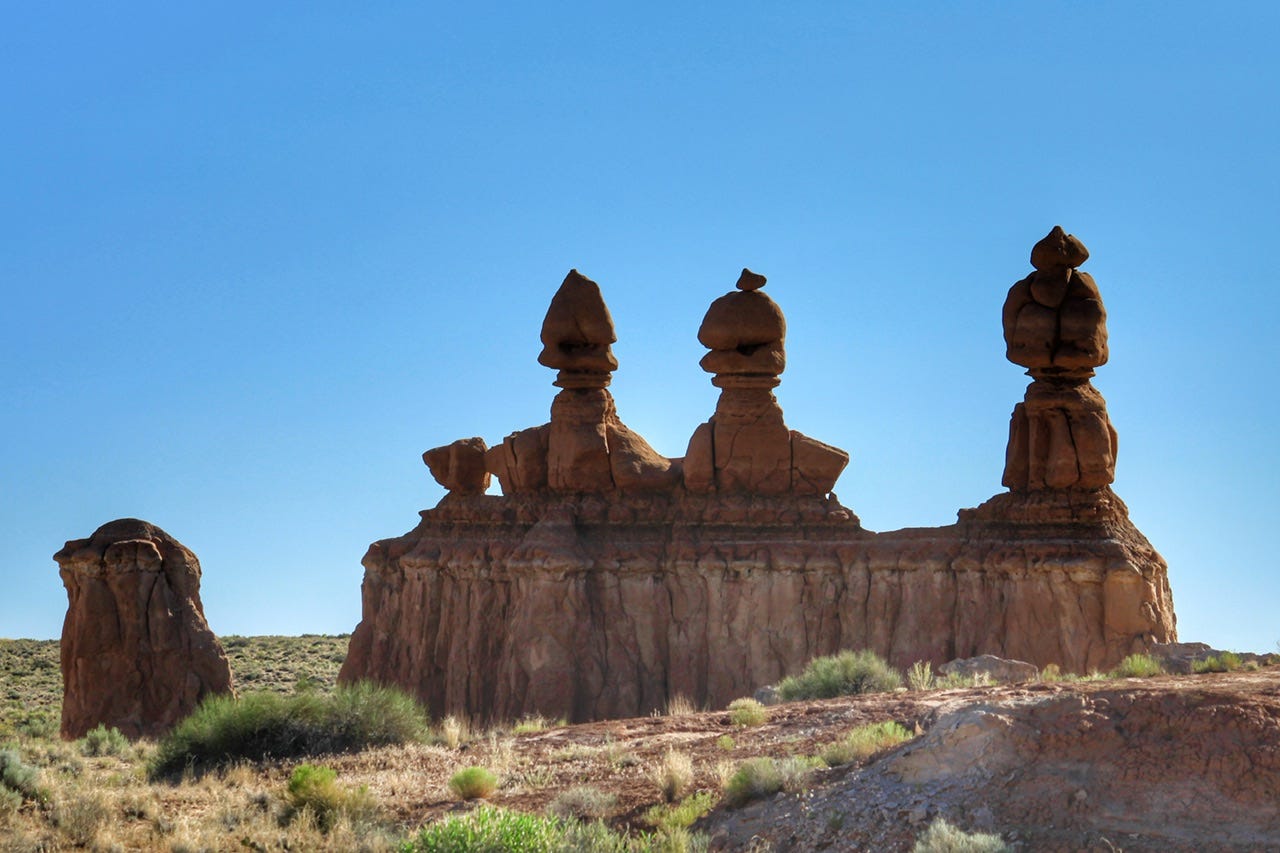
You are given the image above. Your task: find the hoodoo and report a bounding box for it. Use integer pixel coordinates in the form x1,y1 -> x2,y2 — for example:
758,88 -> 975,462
341,236 -> 1175,723
55,518 -> 234,739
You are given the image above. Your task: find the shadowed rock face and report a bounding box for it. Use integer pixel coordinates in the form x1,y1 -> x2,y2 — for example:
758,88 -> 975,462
340,252 -> 1176,723
55,519 -> 233,739
1002,226 -> 1118,491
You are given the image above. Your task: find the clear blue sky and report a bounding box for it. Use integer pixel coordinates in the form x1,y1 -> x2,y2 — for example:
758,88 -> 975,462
3,4 -> 1276,653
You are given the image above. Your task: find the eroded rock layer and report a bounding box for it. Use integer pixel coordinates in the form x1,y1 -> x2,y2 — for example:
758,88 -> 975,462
340,489 -> 1174,723
55,519 -> 234,739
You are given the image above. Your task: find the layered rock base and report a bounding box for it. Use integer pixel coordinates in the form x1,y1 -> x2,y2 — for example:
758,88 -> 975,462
341,239 -> 1177,723
341,488 -> 1173,723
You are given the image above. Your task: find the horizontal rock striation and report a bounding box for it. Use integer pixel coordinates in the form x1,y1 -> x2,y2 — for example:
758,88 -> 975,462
341,488 -> 1173,723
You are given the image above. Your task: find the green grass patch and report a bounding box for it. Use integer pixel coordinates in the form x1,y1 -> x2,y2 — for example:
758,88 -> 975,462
1111,653 -> 1165,678
777,650 -> 902,701
1193,651 -> 1243,673
723,756 -> 826,807
148,681 -> 429,778
79,724 -> 130,757
285,763 -> 378,832
726,697 -> 769,727
644,791 -> 716,833
820,721 -> 914,766
449,766 -> 499,800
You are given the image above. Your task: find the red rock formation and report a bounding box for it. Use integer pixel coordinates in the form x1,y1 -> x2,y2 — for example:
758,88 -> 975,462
1002,227 -> 1118,491
683,269 -> 850,495
483,269 -> 677,495
55,519 -> 234,739
340,255 -> 1176,723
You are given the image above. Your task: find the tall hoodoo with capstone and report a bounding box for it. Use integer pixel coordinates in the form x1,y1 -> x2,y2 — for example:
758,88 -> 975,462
478,269 -> 678,494
683,269 -> 848,495
1001,226 -> 1118,491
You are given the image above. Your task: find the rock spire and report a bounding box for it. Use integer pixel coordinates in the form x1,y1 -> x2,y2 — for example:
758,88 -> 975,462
1001,227 -> 1118,491
683,269 -> 848,494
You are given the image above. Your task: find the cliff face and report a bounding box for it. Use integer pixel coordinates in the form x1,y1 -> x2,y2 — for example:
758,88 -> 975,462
340,244 -> 1177,723
340,489 -> 1174,723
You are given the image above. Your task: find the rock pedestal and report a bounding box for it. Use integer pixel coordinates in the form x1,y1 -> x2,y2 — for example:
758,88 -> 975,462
55,519 -> 234,739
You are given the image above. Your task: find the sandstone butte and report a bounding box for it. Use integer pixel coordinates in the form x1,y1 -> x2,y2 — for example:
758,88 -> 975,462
340,234 -> 1177,723
55,518 -> 234,739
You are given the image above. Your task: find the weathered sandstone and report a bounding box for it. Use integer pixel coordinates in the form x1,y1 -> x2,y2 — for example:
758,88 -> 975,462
55,519 -> 234,739
1002,226 -> 1118,491
341,244 -> 1176,723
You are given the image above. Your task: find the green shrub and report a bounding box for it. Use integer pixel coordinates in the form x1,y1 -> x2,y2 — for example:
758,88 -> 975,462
285,763 -> 378,832
1111,653 -> 1165,678
776,755 -> 825,794
1194,651 -> 1243,673
777,650 -> 902,701
149,681 -> 429,778
547,785 -> 617,820
907,660 -> 935,691
727,697 -> 769,727
449,766 -> 499,800
912,817 -> 1010,852
821,721 -> 914,766
716,735 -> 735,751
0,747 -> 42,801
79,723 -> 130,757
408,805 -> 669,852
644,791 -> 716,833
724,757 -> 783,807
410,806 -> 566,851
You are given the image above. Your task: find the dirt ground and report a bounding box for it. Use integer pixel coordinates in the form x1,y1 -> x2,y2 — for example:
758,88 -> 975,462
321,668 -> 1280,851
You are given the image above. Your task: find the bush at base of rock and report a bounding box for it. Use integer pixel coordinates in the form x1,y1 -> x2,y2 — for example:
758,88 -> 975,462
777,650 -> 902,701
148,682 -> 429,779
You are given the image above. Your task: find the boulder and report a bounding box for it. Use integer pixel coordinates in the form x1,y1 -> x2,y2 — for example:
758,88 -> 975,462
939,654 -> 1039,684
55,519 -> 234,739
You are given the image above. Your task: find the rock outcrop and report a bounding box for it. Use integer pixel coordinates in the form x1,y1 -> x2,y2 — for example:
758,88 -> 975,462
55,519 -> 234,739
341,241 -> 1176,723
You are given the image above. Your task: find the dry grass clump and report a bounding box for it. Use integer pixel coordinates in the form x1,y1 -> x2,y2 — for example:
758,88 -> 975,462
439,714 -> 470,749
664,694 -> 698,717
547,784 -> 617,820
512,714 -> 565,734
652,748 -> 695,803
907,660 -> 936,691
912,816 -> 1011,852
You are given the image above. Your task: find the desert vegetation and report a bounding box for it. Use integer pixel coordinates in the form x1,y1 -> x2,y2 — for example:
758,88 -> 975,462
2,637 -> 1274,850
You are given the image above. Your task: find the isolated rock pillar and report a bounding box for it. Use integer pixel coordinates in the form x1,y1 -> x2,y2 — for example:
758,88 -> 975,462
55,518 -> 234,739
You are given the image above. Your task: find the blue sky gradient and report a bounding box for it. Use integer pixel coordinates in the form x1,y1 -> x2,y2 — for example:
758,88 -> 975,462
3,3 -> 1277,653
